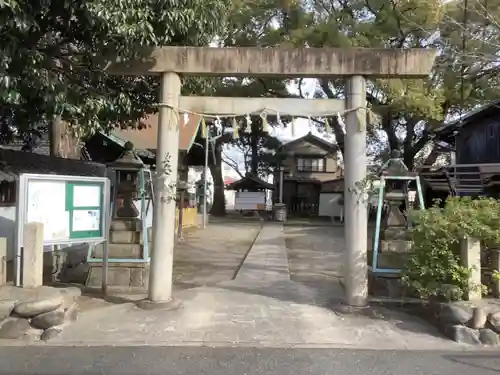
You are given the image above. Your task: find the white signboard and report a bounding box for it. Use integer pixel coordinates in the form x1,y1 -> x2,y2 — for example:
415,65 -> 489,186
72,210 -> 100,231
16,173 -> 110,246
234,191 -> 267,211
73,185 -> 101,207
26,180 -> 70,242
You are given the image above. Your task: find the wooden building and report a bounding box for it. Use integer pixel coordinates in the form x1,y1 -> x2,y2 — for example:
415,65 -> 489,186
426,101 -> 500,199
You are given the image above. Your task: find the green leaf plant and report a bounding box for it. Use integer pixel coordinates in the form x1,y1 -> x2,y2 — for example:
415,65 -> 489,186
401,196 -> 500,301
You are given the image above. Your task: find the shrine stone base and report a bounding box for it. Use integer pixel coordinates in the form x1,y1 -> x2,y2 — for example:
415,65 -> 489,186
85,218 -> 151,291
86,262 -> 149,291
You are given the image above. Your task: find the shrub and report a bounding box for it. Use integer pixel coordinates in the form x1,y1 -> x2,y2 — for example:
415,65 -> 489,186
401,196 -> 500,301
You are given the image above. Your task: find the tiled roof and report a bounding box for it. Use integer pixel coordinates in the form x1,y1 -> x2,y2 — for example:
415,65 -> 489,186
0,148 -> 106,182
0,140 -> 50,156
111,113 -> 202,152
227,174 -> 274,190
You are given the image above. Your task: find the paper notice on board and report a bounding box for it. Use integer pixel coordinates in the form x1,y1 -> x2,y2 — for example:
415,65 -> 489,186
27,180 -> 70,242
72,210 -> 100,232
73,185 -> 101,207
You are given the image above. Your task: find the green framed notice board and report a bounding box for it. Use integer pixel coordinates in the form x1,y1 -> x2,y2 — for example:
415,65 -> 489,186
65,182 -> 105,239
17,174 -> 110,246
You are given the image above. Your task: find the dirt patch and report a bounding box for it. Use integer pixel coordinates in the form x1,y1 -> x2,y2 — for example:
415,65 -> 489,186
173,221 -> 261,289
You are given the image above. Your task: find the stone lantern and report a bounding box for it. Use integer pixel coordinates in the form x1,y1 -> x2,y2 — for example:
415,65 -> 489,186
107,142 -> 144,219
381,150 -> 409,231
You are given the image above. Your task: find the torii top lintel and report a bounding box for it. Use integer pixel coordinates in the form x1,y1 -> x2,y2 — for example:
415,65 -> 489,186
104,47 -> 436,78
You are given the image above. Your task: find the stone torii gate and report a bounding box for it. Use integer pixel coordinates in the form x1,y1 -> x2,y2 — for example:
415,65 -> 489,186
106,47 -> 436,308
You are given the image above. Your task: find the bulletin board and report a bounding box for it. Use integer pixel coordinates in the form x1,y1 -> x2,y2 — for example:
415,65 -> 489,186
16,173 -> 111,246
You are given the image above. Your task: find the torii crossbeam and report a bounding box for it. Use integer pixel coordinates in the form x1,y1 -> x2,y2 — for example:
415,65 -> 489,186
103,46 -> 436,309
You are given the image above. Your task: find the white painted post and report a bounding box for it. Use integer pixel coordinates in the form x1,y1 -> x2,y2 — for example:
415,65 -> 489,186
22,222 -> 44,288
148,72 -> 181,305
344,75 -> 368,307
460,237 -> 482,301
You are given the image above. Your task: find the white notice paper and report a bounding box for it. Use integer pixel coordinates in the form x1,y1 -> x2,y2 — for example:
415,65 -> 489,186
26,180 -> 70,242
73,185 -> 101,207
72,210 -> 100,232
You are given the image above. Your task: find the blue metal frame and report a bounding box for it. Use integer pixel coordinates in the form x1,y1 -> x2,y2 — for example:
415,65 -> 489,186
87,168 -> 153,263
371,174 -> 425,274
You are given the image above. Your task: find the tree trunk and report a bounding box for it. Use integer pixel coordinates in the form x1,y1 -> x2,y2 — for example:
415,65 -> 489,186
49,116 -> 80,158
250,120 -> 259,175
209,143 -> 226,216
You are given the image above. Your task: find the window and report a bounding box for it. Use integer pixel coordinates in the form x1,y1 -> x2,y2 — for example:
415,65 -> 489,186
297,158 -> 325,172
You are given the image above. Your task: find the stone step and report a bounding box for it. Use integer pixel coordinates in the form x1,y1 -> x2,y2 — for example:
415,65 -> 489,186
381,227 -> 409,241
376,252 -> 410,269
380,240 -> 412,253
110,219 -> 141,231
92,243 -> 152,259
109,227 -> 153,244
86,262 -> 149,290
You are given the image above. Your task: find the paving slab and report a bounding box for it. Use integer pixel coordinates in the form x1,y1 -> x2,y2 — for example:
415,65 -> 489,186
25,224 -> 466,350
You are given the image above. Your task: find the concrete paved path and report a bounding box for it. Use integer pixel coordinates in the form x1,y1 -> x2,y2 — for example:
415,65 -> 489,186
33,224 -> 466,349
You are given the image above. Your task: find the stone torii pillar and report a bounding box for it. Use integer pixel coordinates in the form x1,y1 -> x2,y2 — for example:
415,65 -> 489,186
105,47 -> 436,308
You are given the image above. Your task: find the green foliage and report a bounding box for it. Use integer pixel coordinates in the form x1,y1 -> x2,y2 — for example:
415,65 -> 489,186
401,197 -> 500,300
0,0 -> 230,142
229,0 -> 500,169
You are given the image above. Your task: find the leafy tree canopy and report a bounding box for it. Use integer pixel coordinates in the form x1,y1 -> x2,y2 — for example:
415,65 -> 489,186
0,0 -> 231,144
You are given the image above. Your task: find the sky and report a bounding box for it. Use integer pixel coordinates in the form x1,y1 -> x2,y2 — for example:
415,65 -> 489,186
222,79 -> 341,178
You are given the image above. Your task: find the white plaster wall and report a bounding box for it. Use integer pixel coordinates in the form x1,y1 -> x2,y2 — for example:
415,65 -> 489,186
225,189 -> 235,210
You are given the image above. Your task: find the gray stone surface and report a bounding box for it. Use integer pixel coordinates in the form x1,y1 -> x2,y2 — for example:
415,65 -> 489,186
284,225 -> 346,302
438,304 -> 473,326
479,328 -> 499,346
14,295 -> 63,318
444,325 -> 481,345
235,224 -> 289,284
0,300 -> 16,321
31,308 -> 66,330
468,307 -> 487,329
487,311 -> 500,333
64,303 -> 78,323
87,221 -> 261,291
36,225 -> 462,350
0,317 -> 31,339
40,327 -> 63,341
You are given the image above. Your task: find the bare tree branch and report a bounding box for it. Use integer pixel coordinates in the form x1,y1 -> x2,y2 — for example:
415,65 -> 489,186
221,151 -> 245,178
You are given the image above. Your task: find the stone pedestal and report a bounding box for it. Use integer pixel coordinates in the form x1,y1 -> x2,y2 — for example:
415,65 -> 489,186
380,203 -> 411,254
460,237 -> 482,301
22,222 -> 44,288
273,204 -> 287,222
86,219 -> 152,290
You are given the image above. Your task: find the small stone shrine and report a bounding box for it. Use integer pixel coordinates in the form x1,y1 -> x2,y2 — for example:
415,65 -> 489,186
86,146 -> 152,290
379,150 -> 413,255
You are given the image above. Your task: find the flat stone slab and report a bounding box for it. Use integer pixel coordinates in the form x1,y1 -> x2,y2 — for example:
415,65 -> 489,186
235,225 -> 290,284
